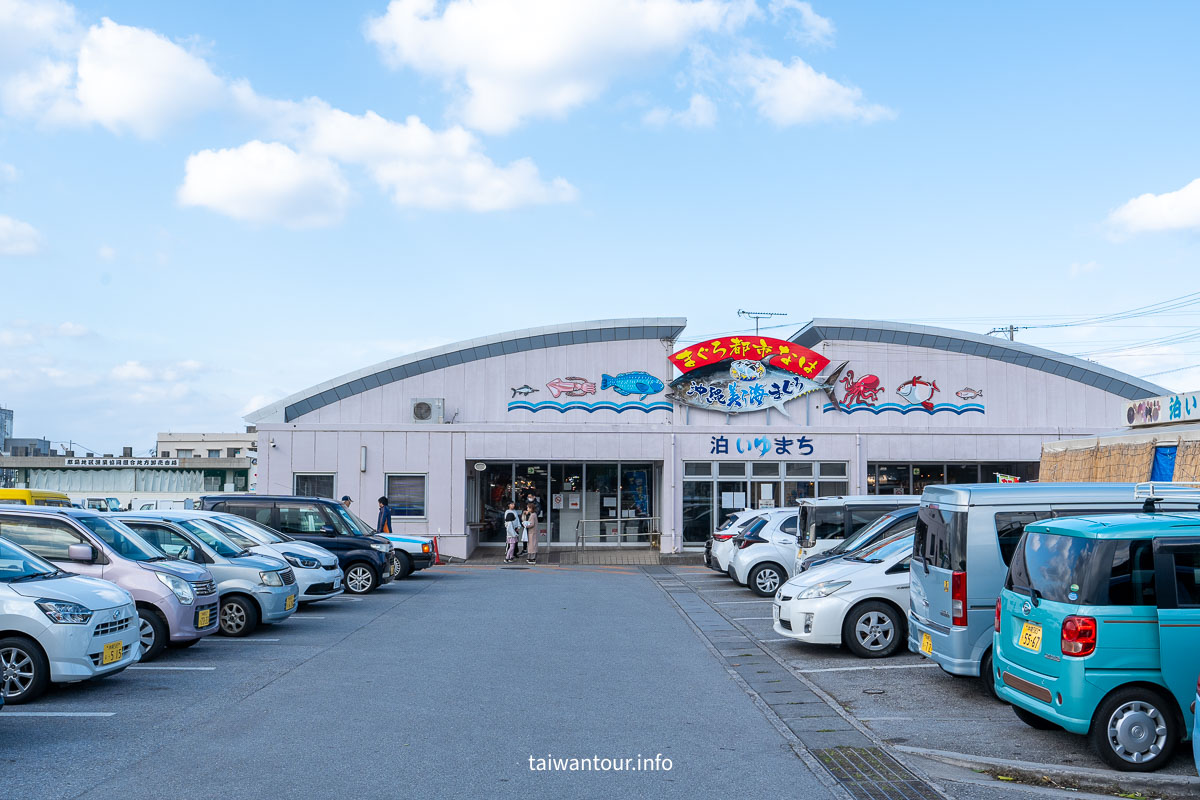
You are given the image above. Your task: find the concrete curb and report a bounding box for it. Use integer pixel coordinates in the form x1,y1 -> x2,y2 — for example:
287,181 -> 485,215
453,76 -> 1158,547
896,745 -> 1200,800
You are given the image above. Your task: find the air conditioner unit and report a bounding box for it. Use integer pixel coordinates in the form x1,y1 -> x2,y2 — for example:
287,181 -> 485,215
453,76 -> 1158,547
411,398 -> 445,424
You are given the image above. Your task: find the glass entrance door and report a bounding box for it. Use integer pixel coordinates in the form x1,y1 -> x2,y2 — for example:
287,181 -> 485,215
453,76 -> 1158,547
717,480 -> 748,527
619,463 -> 653,544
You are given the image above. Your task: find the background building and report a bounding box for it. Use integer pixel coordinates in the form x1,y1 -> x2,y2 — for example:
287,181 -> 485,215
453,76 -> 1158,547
246,317 -> 1164,559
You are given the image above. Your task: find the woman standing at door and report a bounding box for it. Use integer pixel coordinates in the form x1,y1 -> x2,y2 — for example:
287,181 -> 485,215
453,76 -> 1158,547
524,502 -> 539,564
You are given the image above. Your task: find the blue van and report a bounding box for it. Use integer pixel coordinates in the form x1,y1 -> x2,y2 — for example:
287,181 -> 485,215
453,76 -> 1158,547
994,501 -> 1200,771
909,483 -> 1197,696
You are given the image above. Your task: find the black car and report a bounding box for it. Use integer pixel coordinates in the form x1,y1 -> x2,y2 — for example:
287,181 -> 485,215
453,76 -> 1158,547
199,495 -> 394,594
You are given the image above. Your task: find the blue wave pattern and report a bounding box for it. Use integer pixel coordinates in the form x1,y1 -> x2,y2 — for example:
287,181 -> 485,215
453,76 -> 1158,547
822,402 -> 985,415
509,400 -> 673,414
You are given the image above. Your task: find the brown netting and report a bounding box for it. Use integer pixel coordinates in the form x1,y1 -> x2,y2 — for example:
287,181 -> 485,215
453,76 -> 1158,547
1093,442 -> 1155,482
1175,440 -> 1200,481
1039,446 -> 1096,482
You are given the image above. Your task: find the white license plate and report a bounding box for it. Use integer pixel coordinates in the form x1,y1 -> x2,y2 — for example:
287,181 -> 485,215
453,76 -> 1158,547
772,604 -> 780,620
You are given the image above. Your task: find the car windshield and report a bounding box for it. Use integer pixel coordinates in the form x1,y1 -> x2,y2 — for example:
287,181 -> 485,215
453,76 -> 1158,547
717,513 -> 744,532
335,506 -> 373,536
176,520 -> 246,557
0,536 -> 60,582
742,518 -> 769,538
849,534 -> 915,563
211,516 -> 286,544
831,514 -> 898,555
76,515 -> 165,562
1006,532 -> 1157,606
205,521 -> 259,551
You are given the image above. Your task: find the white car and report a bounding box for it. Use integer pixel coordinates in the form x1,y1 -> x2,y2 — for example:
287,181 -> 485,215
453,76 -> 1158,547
772,532 -> 914,658
705,509 -> 754,569
712,511 -> 769,575
728,508 -> 802,596
199,512 -> 345,604
0,535 -> 141,703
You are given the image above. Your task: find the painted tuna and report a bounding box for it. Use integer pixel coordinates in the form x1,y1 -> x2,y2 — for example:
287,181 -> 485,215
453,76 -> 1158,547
729,359 -> 766,381
601,371 -> 665,400
896,376 -> 939,411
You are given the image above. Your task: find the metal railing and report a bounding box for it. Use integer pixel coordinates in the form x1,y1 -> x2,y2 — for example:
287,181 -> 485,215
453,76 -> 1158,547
574,516 -> 661,551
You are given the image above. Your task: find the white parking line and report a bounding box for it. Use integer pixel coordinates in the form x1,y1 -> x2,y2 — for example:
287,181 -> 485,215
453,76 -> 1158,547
714,599 -> 772,604
759,637 -> 795,642
732,616 -> 774,620
0,712 -> 115,717
205,638 -> 280,643
702,589 -> 756,593
330,597 -> 363,602
128,665 -> 217,671
798,663 -> 940,674
290,615 -> 326,620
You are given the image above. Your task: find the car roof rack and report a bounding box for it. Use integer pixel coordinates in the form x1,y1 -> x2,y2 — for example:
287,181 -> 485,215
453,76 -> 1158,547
1133,482 -> 1200,513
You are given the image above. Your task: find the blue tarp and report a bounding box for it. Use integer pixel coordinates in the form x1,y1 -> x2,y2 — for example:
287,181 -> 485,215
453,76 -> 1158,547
1151,446 -> 1177,482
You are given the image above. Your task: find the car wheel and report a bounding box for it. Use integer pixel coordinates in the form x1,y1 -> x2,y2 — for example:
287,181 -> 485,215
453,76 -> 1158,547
748,563 -> 784,596
979,648 -> 999,700
1012,705 -> 1060,730
168,638 -> 201,649
842,601 -> 904,658
136,607 -> 169,662
345,562 -> 377,594
392,551 -> 413,580
0,636 -> 49,704
1089,687 -> 1180,771
219,596 -> 259,637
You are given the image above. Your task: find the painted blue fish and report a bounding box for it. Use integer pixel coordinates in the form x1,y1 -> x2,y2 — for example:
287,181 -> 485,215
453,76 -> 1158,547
601,371 -> 664,400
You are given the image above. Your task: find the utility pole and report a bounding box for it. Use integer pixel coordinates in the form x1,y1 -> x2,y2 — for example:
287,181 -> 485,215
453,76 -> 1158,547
737,309 -> 787,336
987,324 -> 1018,341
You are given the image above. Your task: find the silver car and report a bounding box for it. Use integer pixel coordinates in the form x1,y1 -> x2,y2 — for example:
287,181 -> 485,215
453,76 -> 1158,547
117,514 -> 297,637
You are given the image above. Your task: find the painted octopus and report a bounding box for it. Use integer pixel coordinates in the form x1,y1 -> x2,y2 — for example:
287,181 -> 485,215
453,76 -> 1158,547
839,370 -> 883,405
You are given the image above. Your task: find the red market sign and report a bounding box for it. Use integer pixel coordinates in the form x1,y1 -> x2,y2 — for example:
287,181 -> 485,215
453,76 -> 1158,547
669,336 -> 829,379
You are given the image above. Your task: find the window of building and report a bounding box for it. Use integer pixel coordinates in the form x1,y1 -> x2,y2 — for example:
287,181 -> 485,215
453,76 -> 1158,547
717,462 -> 746,476
684,462 -> 711,477
386,474 -> 427,518
203,471 -> 224,492
176,449 -> 193,458
207,449 -> 220,459
868,462 -> 1041,494
294,473 -> 335,498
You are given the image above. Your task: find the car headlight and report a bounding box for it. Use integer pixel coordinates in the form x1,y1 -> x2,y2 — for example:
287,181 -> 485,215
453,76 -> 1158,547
155,571 -> 195,605
797,581 -> 850,600
36,599 -> 94,624
259,570 -> 284,586
283,553 -> 319,569
370,542 -> 390,553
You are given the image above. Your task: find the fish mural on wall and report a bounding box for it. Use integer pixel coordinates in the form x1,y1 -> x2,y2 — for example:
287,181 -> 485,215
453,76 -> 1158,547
955,387 -> 983,400
896,376 -> 939,411
601,371 -> 665,400
546,377 -> 596,398
511,385 -> 539,398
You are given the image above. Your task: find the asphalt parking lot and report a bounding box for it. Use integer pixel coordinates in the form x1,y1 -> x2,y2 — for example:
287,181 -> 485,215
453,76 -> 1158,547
3,563 -> 1198,800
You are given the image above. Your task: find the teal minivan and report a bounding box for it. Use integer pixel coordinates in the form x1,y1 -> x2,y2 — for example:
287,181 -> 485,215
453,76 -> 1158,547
993,504 -> 1200,771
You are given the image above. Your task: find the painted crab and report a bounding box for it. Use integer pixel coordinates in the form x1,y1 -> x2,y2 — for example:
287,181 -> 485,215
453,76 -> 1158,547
839,370 -> 883,405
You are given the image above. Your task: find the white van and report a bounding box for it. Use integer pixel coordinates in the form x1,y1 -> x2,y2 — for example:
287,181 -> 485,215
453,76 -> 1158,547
797,495 -> 922,562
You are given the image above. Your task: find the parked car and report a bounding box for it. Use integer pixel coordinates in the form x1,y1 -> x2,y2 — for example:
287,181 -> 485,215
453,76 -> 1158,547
795,506 -> 919,575
0,507 -> 219,660
797,495 -> 920,562
199,495 -> 394,594
0,534 -> 141,703
338,505 -> 434,578
728,508 -> 803,596
774,532 -> 915,658
712,511 -> 767,575
705,509 -> 754,568
83,497 -> 121,513
198,512 -> 343,603
994,505 -> 1200,771
909,483 -> 1197,697
0,489 -> 73,508
118,514 -> 298,637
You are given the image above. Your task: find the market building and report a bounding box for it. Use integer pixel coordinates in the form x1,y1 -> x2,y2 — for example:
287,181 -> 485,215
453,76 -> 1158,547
245,317 -> 1164,559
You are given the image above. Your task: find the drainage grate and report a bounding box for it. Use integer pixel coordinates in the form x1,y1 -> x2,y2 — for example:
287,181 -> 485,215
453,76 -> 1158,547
814,748 -> 941,800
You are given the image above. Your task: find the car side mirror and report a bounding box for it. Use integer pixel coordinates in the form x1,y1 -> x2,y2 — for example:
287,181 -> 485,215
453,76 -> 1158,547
800,531 -> 815,550
68,543 -> 95,563
320,525 -> 336,536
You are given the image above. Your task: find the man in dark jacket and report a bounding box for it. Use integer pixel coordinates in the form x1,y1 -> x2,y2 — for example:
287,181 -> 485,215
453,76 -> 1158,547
376,496 -> 392,534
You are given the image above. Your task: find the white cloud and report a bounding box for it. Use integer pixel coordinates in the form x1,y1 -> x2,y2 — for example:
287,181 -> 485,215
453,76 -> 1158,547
1108,178 -> 1200,234
366,0 -> 754,133
0,329 -> 35,346
111,360 -> 153,380
0,162 -> 16,182
769,0 -> 834,47
1068,260 -> 1099,279
0,0 -> 81,69
732,53 -> 892,125
97,244 -> 115,260
644,92 -> 717,128
57,321 -> 87,336
0,213 -> 41,254
2,15 -> 225,137
178,140 -> 351,228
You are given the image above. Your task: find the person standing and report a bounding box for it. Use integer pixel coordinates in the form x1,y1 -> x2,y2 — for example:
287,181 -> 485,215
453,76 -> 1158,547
502,502 -> 521,563
341,495 -> 353,511
376,496 -> 392,534
524,502 -> 539,564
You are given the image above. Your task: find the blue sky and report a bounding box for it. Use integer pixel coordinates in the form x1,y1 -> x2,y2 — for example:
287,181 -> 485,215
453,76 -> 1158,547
1,0 -> 1199,451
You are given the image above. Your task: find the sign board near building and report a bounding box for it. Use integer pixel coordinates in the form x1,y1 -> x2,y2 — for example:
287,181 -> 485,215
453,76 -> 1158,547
1125,390 -> 1200,427
64,458 -> 181,468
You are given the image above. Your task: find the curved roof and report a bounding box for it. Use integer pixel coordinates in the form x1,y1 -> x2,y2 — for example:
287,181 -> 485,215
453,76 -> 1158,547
246,317 -> 687,424
791,318 -> 1166,401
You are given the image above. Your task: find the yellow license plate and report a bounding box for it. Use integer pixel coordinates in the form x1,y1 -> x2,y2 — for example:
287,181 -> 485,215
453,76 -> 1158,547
102,641 -> 123,665
285,595 -> 295,611
1018,621 -> 1042,652
920,632 -> 933,655
197,608 -> 211,628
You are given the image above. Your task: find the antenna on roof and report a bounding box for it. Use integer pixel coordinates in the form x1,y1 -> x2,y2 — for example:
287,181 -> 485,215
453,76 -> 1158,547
737,309 -> 787,336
